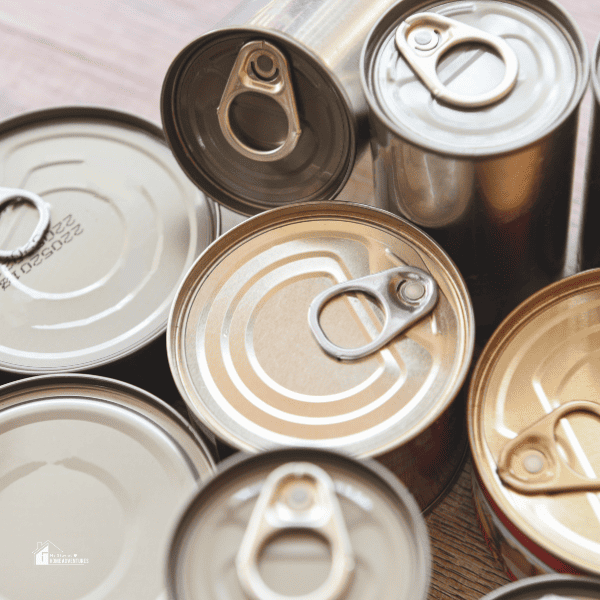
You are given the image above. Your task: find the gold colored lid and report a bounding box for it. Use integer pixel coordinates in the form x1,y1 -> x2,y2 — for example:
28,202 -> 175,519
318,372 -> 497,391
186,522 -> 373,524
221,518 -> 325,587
168,202 -> 474,457
469,269 -> 600,575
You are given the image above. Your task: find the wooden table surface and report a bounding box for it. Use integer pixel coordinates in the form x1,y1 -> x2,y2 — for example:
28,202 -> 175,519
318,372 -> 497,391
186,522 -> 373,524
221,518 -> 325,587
0,1 -> 597,598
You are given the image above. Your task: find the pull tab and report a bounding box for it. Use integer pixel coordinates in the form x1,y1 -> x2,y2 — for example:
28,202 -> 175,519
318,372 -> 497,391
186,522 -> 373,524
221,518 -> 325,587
395,12 -> 518,108
0,188 -> 51,261
236,462 -> 355,600
217,40 -> 301,162
497,400 -> 600,494
308,266 -> 438,361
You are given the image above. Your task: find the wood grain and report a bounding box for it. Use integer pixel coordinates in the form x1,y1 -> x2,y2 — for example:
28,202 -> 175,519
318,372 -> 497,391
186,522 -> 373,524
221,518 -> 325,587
0,1 -> 597,599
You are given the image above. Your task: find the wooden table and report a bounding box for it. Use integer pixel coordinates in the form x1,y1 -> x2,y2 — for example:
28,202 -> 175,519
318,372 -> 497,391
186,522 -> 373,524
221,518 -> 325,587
0,1 -> 596,598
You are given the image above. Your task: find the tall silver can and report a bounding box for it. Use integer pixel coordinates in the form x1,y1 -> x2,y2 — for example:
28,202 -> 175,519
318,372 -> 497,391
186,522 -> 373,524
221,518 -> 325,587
361,0 -> 589,339
161,0 -> 399,216
580,33 -> 600,271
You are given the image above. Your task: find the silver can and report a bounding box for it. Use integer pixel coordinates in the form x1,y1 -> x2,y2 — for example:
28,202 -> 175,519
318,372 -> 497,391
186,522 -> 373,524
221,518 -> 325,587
0,107 -> 217,388
361,0 -> 589,338
161,0 -> 400,216
480,575 -> 600,600
0,374 -> 215,600
167,448 -> 431,600
167,202 -> 475,511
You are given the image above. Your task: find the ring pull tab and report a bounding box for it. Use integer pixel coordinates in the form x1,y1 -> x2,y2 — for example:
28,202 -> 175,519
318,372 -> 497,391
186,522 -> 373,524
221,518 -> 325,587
308,266 -> 438,361
217,40 -> 302,162
0,188 -> 51,261
497,400 -> 600,494
236,462 -> 355,600
395,12 -> 519,108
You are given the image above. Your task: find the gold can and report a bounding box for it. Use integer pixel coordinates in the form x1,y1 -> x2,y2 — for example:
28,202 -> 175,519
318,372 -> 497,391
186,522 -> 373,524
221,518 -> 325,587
168,202 -> 474,511
469,269 -> 600,577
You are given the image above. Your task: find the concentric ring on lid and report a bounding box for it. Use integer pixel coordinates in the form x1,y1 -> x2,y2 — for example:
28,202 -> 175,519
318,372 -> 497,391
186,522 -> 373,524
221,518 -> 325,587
168,202 -> 474,457
0,106 -> 217,374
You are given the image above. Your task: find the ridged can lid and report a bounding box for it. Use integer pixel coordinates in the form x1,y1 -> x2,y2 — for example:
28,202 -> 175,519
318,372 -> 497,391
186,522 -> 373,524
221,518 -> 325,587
479,574 -> 600,599
167,448 -> 431,600
361,0 -> 588,156
168,202 -> 474,457
0,107 -> 217,374
0,374 -> 215,600
469,269 -> 600,576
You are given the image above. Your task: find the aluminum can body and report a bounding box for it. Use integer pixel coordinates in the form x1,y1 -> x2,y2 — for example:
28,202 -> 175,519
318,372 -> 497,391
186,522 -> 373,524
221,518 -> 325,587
167,448 -> 431,600
167,202 -> 475,511
479,574 -> 600,600
161,0 -> 401,216
361,0 -> 589,340
469,269 -> 600,578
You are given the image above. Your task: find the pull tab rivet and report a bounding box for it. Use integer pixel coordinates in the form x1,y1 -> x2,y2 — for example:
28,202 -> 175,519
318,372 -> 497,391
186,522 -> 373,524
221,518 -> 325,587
412,28 -> 439,50
523,452 -> 545,474
253,52 -> 277,80
401,280 -> 426,302
287,485 -> 311,510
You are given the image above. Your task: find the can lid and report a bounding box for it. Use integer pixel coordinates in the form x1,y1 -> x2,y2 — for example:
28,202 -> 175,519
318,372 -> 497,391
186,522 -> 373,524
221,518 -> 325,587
479,574 -> 600,599
0,106 -> 217,374
161,28 -> 355,215
0,374 -> 215,600
168,202 -> 474,457
362,0 -> 588,156
469,269 -> 600,576
167,448 -> 430,600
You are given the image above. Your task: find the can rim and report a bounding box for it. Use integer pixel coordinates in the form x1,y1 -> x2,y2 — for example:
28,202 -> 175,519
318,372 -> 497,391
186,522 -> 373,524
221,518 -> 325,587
360,0 -> 590,159
468,268 -> 600,576
0,105 -> 219,374
479,574 -> 600,599
166,447 -> 431,600
591,31 -> 600,103
167,201 -> 475,457
0,372 -> 216,474
160,26 -> 357,216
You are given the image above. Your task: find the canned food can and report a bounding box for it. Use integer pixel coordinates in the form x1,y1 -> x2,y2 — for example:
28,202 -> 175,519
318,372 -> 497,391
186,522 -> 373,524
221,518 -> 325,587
361,0 -> 589,338
0,374 -> 215,600
167,447 -> 431,600
160,0 -> 400,216
480,574 -> 600,600
580,33 -> 600,271
0,107 -> 217,386
469,269 -> 600,578
168,202 -> 475,511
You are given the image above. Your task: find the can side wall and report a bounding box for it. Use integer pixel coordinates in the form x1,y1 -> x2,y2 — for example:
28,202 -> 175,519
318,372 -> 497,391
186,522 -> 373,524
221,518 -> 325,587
369,108 -> 579,340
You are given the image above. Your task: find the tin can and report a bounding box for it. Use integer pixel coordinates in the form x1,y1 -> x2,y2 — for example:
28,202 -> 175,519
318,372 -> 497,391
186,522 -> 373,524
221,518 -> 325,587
0,107 -> 217,391
160,0 -> 401,216
469,269 -> 600,578
0,374 -> 215,600
480,574 -> 600,600
580,33 -> 600,271
167,202 -> 475,511
361,0 -> 589,339
167,447 -> 431,600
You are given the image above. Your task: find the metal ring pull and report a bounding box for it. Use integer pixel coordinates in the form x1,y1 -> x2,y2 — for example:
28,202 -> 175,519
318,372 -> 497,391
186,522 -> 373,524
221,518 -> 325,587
395,12 -> 519,108
217,40 -> 302,162
497,400 -> 600,494
308,266 -> 438,361
0,188 -> 51,261
236,462 -> 355,600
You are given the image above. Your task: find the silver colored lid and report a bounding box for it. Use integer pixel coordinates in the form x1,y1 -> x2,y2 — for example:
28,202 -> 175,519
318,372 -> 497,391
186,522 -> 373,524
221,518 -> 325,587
0,374 -> 215,600
479,574 -> 600,600
0,107 -> 217,374
362,0 -> 588,156
168,448 -> 431,600
168,202 -> 474,457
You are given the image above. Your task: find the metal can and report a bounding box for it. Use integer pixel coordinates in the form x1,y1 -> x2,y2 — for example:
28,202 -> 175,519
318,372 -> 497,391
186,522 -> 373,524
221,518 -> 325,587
361,0 -> 589,339
160,0 -> 401,216
0,374 -> 215,600
168,202 -> 475,511
480,574 -> 600,600
167,447 -> 431,600
469,269 -> 600,578
580,33 -> 600,271
0,107 -> 217,386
